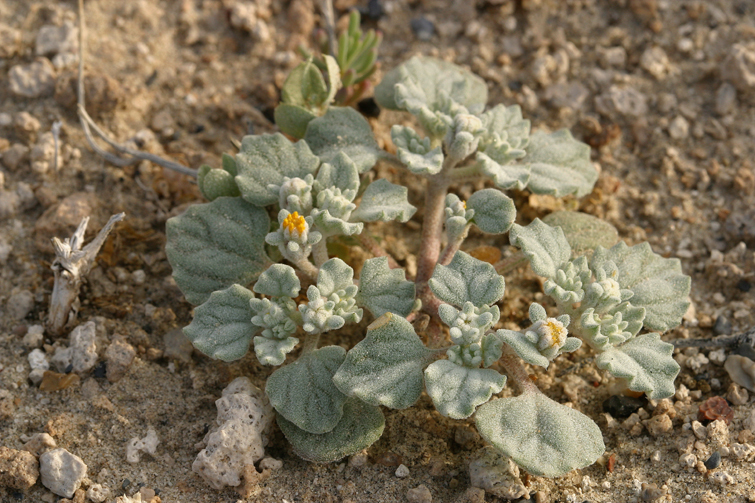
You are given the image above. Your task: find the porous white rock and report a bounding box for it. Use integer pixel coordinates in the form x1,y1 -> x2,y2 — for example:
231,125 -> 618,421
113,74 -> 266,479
86,483 -> 110,503
126,428 -> 159,463
468,446 -> 527,499
730,443 -> 755,461
52,321 -> 98,373
28,348 -> 50,371
192,377 -> 274,490
39,448 -> 87,498
22,324 -> 45,349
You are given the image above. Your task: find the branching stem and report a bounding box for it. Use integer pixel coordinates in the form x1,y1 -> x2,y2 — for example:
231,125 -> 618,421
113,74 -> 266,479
494,251 -> 527,275
499,346 -> 540,395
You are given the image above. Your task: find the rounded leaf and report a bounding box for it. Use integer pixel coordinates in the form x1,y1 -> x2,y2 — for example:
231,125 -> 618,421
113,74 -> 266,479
277,397 -> 385,463
476,392 -> 605,477
467,189 -> 516,234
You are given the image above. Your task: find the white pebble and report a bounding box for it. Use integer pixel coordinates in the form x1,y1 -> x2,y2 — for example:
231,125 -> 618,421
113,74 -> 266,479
126,428 -> 159,463
395,464 -> 410,478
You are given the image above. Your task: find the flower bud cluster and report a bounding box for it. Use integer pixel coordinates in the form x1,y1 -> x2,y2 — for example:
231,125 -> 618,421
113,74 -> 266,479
250,297 -> 298,340
439,301 -> 500,346
299,283 -> 363,334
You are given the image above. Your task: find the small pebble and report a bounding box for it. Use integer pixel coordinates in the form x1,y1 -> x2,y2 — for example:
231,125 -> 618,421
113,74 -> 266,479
406,484 -> 432,503
410,17 -> 435,41
395,464 -> 410,478
704,451 -> 721,470
640,482 -> 663,501
0,447 -> 39,491
699,396 -> 734,424
712,315 -> 732,336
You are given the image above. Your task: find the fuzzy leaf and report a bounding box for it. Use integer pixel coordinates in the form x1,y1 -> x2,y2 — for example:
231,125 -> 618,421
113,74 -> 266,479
317,258 -> 354,297
277,397 -> 385,463
351,179 -> 417,223
356,258 -> 416,317
304,107 -> 383,173
312,211 -> 364,237
542,211 -> 619,257
253,336 -> 299,366
476,392 -> 605,477
596,333 -> 680,400
391,125 -> 444,176
467,189 -> 516,234
281,58 -> 328,108
477,153 -> 531,190
524,130 -> 598,198
197,165 -> 241,201
253,264 -> 301,298
429,251 -> 506,308
374,56 -> 488,114
481,332 -> 504,368
333,313 -> 433,409
314,152 -> 360,194
274,103 -> 317,139
497,329 -> 550,368
479,104 -> 530,151
234,133 -> 320,206
265,345 -> 348,434
323,55 -> 341,105
590,242 -> 691,332
424,360 -> 506,419
166,197 -> 272,305
183,284 -> 257,361
509,219 -> 571,280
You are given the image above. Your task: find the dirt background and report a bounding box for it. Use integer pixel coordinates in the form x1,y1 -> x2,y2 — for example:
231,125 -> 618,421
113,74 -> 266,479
1,0 -> 755,502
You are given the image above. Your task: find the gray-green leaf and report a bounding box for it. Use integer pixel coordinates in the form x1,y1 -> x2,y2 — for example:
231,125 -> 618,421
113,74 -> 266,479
467,189 -> 516,234
429,251 -> 506,308
314,152 -> 360,194
253,264 -> 301,298
524,130 -> 598,198
476,392 -> 605,478
477,153 -> 531,190
391,125 -> 444,176
234,133 -> 320,206
197,165 -> 241,201
253,336 -> 299,366
304,107 -> 383,173
183,284 -> 257,362
509,219 -> 571,280
497,329 -> 550,368
424,360 -> 506,419
274,103 -> 317,139
589,242 -> 691,332
596,332 -> 680,400
542,211 -> 619,257
333,313 -> 433,409
478,104 -> 530,151
374,56 -> 488,114
351,179 -> 417,223
356,258 -> 416,317
166,197 -> 272,305
265,345 -> 348,434
277,397 -> 385,463
317,258 -> 355,297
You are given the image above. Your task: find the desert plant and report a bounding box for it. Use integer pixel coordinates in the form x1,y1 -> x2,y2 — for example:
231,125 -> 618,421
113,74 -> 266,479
165,51 -> 689,476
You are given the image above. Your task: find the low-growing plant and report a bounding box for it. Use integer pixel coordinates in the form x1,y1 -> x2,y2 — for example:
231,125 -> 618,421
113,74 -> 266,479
166,33 -> 690,476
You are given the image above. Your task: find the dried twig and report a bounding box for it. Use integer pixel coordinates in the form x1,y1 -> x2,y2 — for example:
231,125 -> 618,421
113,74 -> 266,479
672,327 -> 755,359
52,120 -> 62,173
48,212 -> 126,336
76,0 -> 197,178
319,0 -> 337,57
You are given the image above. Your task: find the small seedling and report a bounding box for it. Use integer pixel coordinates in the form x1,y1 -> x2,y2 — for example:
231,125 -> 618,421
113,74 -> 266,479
166,45 -> 690,475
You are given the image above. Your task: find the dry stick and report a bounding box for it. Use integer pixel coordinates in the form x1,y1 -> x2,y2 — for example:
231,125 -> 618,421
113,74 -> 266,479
319,0 -> 337,57
77,0 -> 197,178
357,233 -> 400,269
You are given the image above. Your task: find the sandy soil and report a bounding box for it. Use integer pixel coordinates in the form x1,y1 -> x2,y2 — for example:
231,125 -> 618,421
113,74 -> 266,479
1,0 -> 754,502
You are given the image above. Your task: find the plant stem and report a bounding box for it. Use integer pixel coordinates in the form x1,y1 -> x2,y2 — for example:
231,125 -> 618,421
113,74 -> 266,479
357,233 -> 400,269
499,346 -> 539,395
302,332 -> 320,354
313,239 -> 329,267
448,161 -> 482,181
437,225 -> 469,266
293,256 -> 319,281
494,251 -> 527,275
319,0 -> 337,57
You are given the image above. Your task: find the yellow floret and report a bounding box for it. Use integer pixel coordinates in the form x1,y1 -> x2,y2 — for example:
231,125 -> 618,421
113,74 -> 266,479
462,200 -> 467,209
282,211 -> 307,235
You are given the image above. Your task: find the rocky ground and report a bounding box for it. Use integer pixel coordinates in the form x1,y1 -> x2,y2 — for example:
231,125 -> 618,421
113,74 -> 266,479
1,0 -> 755,502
